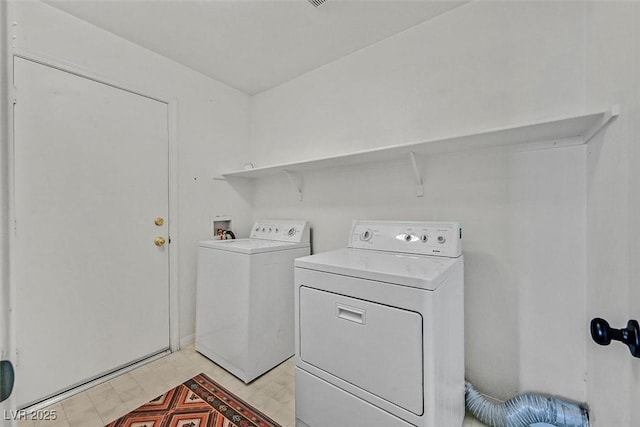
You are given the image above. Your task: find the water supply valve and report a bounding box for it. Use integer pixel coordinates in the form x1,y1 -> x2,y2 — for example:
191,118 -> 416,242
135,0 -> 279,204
590,317 -> 640,358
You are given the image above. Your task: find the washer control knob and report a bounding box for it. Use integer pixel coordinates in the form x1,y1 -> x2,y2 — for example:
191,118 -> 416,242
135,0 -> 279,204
421,235 -> 428,243
361,229 -> 373,241
288,227 -> 296,236
404,234 -> 412,242
268,227 -> 272,232
437,235 -> 446,244
261,227 -> 266,232
275,228 -> 279,233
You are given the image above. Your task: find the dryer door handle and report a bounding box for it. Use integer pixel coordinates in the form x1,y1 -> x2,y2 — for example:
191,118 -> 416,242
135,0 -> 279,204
336,304 -> 366,325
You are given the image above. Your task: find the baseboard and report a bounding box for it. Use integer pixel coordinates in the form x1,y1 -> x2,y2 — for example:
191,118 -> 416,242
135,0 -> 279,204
180,333 -> 195,349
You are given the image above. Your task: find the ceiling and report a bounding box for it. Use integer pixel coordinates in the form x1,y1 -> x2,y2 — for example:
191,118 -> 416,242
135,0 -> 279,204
44,0 -> 467,95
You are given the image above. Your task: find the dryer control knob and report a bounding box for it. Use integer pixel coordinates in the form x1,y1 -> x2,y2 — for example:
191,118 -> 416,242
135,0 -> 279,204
288,227 -> 296,236
421,235 -> 428,243
437,236 -> 446,244
361,229 -> 373,241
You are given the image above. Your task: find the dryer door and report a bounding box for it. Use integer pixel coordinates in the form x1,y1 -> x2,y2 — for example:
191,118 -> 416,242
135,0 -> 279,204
299,286 -> 424,415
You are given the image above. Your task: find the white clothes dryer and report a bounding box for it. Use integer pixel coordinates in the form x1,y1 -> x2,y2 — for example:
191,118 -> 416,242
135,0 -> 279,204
294,220 -> 464,427
196,220 -> 310,383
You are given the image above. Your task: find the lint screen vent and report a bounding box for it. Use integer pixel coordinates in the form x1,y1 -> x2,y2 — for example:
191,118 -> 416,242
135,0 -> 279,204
308,0 -> 329,7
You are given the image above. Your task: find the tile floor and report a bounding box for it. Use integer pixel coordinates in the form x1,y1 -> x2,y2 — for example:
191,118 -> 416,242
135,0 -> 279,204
17,345 -> 487,427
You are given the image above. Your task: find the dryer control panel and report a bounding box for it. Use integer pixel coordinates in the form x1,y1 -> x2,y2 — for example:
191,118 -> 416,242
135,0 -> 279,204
250,219 -> 310,243
349,220 -> 461,258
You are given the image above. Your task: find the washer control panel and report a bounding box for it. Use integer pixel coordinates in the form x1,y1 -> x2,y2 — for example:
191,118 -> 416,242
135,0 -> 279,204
250,219 -> 310,243
349,220 -> 462,257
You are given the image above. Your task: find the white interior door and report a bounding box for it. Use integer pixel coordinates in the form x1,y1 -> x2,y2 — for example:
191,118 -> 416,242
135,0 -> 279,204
12,57 -> 170,408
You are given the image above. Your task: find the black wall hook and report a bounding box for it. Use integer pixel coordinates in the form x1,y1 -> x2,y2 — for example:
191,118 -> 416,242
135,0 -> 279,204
590,318 -> 640,358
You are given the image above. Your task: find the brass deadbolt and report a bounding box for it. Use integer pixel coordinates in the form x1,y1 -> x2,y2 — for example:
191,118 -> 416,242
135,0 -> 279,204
154,217 -> 165,226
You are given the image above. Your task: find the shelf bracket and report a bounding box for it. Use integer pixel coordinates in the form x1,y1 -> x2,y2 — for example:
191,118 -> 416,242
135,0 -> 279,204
584,104 -> 620,144
283,170 -> 303,201
409,152 -> 424,197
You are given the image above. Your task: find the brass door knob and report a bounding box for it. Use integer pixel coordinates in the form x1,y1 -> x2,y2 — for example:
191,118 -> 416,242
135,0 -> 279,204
154,236 -> 166,247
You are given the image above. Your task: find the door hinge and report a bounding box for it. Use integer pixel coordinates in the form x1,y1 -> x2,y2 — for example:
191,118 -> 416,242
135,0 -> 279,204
12,86 -> 17,105
168,236 -> 172,244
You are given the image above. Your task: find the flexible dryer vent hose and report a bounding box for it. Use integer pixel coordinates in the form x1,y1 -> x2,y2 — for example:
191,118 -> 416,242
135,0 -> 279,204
465,381 -> 589,427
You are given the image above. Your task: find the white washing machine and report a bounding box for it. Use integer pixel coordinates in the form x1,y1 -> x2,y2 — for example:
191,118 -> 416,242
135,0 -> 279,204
294,220 -> 464,427
196,219 -> 310,383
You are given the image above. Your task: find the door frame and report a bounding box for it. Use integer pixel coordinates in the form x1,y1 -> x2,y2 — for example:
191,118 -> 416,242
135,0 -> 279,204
7,50 -> 181,371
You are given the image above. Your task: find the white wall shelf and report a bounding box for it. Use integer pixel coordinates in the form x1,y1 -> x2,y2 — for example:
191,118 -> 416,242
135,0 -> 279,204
219,106 -> 618,198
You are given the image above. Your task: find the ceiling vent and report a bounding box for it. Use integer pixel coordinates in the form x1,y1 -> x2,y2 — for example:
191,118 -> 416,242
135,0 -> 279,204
308,0 -> 329,7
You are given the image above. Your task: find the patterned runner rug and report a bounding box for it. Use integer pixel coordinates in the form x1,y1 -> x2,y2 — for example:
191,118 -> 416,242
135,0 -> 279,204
105,373 -> 281,427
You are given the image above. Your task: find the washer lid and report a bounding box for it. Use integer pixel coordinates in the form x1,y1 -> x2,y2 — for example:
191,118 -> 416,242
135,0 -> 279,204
200,238 -> 309,254
295,248 -> 462,290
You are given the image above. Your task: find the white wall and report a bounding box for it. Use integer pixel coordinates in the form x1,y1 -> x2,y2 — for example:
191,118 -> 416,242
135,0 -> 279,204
3,0 -> 252,347
585,2 -> 640,425
0,0 -> 11,372
250,1 -> 585,167
250,1 -> 589,402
